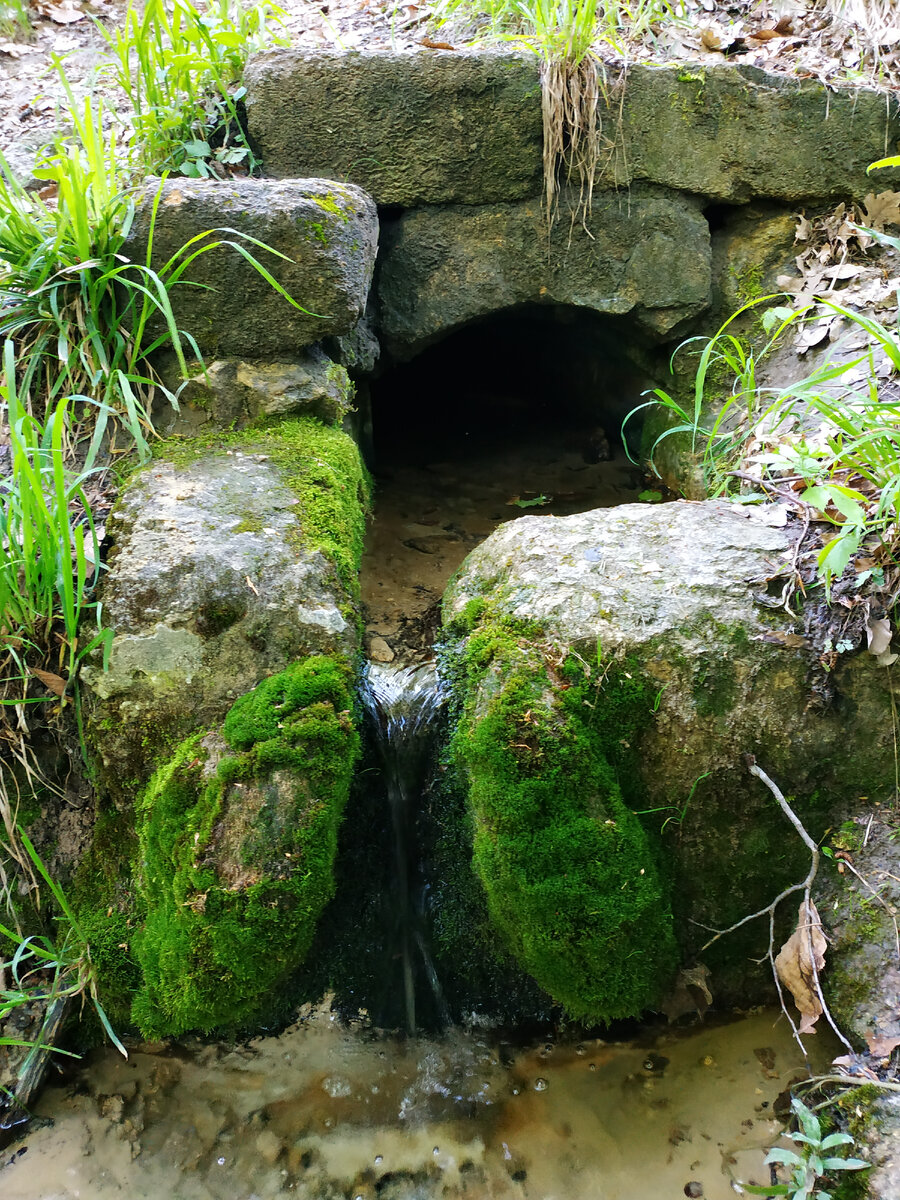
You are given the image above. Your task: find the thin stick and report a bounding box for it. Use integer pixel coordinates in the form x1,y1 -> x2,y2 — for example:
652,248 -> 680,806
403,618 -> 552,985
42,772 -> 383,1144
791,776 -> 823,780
700,758 -> 852,1056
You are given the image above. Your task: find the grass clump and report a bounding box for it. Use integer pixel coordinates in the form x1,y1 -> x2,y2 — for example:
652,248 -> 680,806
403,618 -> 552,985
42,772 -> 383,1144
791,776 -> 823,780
99,0 -> 286,179
633,281 -> 900,598
445,604 -> 677,1022
132,656 -> 360,1037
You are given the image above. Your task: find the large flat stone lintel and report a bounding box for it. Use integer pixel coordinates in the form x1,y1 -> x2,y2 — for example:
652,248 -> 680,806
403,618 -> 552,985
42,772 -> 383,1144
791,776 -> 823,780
376,187 -> 711,356
244,50 -> 900,206
244,49 -> 544,206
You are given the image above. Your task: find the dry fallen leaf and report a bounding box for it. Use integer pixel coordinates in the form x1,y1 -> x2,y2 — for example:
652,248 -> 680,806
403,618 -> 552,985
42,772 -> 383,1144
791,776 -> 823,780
420,36 -> 454,49
775,900 -> 827,1034
661,963 -> 713,1023
31,668 -> 66,696
761,631 -> 811,649
865,1031 -> 900,1058
34,0 -> 86,22
700,27 -> 722,50
862,190 -> 900,231
866,614 -> 893,657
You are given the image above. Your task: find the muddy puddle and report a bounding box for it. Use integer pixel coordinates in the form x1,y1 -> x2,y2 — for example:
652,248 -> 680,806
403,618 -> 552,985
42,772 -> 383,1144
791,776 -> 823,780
2,1007 -> 835,1200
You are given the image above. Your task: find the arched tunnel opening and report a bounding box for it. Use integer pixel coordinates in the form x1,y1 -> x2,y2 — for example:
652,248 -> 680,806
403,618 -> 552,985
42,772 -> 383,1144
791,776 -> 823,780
360,303 -> 670,658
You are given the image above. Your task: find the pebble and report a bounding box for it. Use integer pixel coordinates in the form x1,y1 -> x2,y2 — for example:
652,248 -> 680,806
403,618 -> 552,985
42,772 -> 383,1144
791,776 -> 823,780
255,1130 -> 283,1165
367,635 -> 394,663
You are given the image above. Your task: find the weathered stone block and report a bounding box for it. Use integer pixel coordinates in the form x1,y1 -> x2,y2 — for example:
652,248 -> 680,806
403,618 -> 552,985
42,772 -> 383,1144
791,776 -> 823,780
153,347 -> 356,435
609,63 -> 900,202
127,177 -> 378,357
376,186 -> 711,356
444,501 -> 896,1000
82,418 -> 369,805
244,49 -> 544,205
244,50 -> 900,206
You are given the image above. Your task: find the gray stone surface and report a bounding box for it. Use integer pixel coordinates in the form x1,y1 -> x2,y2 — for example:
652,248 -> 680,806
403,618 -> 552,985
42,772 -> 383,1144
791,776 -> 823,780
444,500 -> 897,995
244,51 -> 900,206
244,49 -> 543,205
376,187 -> 711,356
83,442 -> 360,804
153,347 -> 356,434
608,63 -> 900,202
127,177 -> 378,357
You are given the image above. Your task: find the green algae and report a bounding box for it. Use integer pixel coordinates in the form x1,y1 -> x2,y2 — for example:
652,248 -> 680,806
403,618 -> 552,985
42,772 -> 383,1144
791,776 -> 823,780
132,656 -> 360,1037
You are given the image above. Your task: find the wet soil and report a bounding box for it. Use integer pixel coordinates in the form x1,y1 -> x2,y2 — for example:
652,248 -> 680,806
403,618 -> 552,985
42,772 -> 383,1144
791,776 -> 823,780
360,432 -> 646,663
0,1007 -> 837,1200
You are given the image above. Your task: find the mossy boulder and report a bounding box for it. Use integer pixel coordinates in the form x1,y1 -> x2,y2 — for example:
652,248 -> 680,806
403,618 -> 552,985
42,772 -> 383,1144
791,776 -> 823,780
443,501 -> 897,1004
133,657 -> 359,1037
82,416 -> 370,806
152,347 -> 358,436
816,811 -> 900,1051
443,605 -> 678,1021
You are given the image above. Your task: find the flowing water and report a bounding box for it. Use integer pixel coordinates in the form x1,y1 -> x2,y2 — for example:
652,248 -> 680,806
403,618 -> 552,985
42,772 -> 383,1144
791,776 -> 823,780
361,662 -> 448,1035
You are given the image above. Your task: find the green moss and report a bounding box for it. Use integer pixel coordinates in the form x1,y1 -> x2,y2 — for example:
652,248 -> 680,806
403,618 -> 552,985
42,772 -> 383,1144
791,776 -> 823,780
730,262 -> 765,306
233,515 -> 264,535
312,193 -> 350,221
132,656 -> 360,1037
443,606 -> 678,1023
162,415 -> 371,602
70,808 -> 143,1028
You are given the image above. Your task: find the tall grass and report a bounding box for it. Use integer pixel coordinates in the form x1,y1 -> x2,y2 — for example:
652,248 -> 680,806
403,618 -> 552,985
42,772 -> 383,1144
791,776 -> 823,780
635,287 -> 900,596
0,85 -> 197,460
1,825 -> 127,1089
98,0 -> 286,177
0,342 -> 113,699
431,0 -> 672,224
0,0 -> 31,40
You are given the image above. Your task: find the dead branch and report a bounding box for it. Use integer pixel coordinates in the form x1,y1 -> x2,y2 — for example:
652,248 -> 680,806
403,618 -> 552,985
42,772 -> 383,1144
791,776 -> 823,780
700,756 -> 852,1057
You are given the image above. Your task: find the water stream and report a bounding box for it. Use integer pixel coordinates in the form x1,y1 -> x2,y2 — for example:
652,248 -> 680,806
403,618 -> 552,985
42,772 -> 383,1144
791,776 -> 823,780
0,1006 -> 835,1199
1,658 -> 839,1199
361,662 -> 448,1036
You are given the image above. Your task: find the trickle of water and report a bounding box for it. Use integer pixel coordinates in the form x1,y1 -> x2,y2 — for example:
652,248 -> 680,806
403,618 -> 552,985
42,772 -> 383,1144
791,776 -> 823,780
361,661 -> 447,1035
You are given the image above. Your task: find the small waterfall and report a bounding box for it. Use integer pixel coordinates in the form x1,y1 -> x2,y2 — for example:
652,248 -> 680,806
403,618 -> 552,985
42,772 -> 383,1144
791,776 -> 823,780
361,661 -> 448,1034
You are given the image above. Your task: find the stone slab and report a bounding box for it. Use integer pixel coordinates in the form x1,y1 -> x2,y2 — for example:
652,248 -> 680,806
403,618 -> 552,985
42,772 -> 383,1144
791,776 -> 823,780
376,186 -> 711,356
127,177 -> 378,357
244,49 -> 544,205
244,50 -> 900,206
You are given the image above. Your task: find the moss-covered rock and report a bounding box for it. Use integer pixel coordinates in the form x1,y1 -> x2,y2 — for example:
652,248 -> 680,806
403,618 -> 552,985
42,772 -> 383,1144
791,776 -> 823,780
443,501 -> 898,1006
442,603 -> 678,1022
132,656 -> 359,1037
83,415 -> 370,807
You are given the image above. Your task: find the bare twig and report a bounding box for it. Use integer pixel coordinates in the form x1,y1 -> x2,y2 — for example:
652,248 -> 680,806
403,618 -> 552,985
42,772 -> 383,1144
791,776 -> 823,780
701,757 -> 852,1056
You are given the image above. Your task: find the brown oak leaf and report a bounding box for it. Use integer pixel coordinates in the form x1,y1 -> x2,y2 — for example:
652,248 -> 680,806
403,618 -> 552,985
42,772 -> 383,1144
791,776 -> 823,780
775,900 -> 827,1034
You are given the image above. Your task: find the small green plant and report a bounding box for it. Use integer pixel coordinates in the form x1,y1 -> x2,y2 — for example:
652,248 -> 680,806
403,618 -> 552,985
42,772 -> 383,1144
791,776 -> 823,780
1,826 -> 126,1074
741,1096 -> 868,1199
631,285 -> 900,597
0,0 -> 31,39
0,342 -> 113,700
